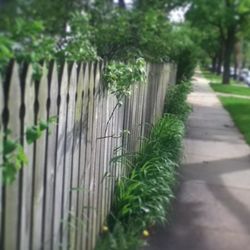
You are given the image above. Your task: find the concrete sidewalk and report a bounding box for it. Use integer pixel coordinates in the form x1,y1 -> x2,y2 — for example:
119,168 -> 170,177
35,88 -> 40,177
144,73 -> 250,250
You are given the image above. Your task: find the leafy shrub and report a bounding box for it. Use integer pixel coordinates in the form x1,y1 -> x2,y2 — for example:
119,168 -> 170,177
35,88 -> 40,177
96,115 -> 185,250
56,11 -> 98,62
92,8 -> 172,62
168,26 -> 199,82
165,82 -> 192,122
0,18 -> 56,79
96,78 -> 191,250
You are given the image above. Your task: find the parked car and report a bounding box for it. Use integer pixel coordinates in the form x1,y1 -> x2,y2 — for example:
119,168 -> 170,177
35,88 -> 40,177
239,69 -> 250,82
230,67 -> 235,77
244,74 -> 250,87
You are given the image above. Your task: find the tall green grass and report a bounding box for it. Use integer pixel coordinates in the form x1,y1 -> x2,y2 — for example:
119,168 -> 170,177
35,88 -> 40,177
95,82 -> 191,250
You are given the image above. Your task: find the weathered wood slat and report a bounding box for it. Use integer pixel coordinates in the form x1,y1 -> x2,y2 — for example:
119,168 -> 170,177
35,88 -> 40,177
69,63 -> 84,250
95,63 -> 106,235
100,86 -> 109,230
32,64 -> 48,250
4,62 -> 22,250
105,92 -> 113,217
101,88 -> 110,225
19,64 -> 35,250
85,62 -> 96,250
43,62 -> 59,250
76,63 -> 89,250
61,63 -> 77,250
82,62 -> 95,249
52,63 -> 69,250
91,62 -> 102,248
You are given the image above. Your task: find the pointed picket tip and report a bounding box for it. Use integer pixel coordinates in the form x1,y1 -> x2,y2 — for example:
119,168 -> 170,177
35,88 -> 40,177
59,62 -> 69,95
69,62 -> 78,99
23,63 -> 35,127
48,61 -> 59,102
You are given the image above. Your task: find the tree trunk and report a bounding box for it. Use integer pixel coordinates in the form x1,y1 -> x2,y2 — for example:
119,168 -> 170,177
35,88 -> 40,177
222,29 -> 235,84
118,0 -> 126,8
212,56 -> 217,72
216,42 -> 224,75
216,53 -> 222,75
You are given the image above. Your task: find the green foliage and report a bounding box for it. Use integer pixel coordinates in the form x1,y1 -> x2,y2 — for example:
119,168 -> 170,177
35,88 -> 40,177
165,82 -> 192,122
104,58 -> 146,101
96,222 -> 144,250
210,83 -> 250,97
96,114 -> 185,250
0,18 -> 56,80
2,136 -> 28,184
113,115 -> 184,226
135,10 -> 172,62
169,25 -> 199,82
0,35 -> 14,74
26,116 -> 57,144
0,4 -> 198,82
1,118 -> 56,184
56,11 -> 98,62
93,9 -> 137,60
93,8 -> 172,62
96,78 -> 191,250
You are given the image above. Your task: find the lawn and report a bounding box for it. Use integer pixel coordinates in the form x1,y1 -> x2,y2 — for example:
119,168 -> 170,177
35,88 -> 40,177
210,84 -> 250,97
219,96 -> 250,145
202,70 -> 250,97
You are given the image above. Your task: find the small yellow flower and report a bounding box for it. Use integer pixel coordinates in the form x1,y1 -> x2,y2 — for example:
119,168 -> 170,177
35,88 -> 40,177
143,229 -> 149,237
102,225 -> 109,233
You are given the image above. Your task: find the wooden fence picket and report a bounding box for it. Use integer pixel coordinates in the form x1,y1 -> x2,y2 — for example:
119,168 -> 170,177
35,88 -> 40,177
83,62 -> 95,250
91,62 -> 102,248
69,63 -> 84,250
32,64 -> 49,250
43,62 -> 59,250
62,63 -> 77,250
52,62 -> 69,250
76,63 -> 89,250
19,64 -> 35,250
4,62 -> 22,250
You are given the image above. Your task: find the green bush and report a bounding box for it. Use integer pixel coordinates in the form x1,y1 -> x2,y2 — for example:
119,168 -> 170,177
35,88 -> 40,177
96,81 -> 191,250
96,115 -> 184,250
165,82 -> 192,122
169,26 -> 199,82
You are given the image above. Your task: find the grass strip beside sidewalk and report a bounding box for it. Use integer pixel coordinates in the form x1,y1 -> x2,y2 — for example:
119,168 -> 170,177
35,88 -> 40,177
219,96 -> 250,145
211,84 -> 250,97
203,70 -> 250,97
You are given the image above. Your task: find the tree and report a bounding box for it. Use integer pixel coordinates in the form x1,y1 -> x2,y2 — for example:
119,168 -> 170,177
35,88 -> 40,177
185,0 -> 250,84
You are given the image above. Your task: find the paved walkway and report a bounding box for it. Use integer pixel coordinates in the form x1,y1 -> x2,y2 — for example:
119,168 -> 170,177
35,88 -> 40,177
144,72 -> 250,250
